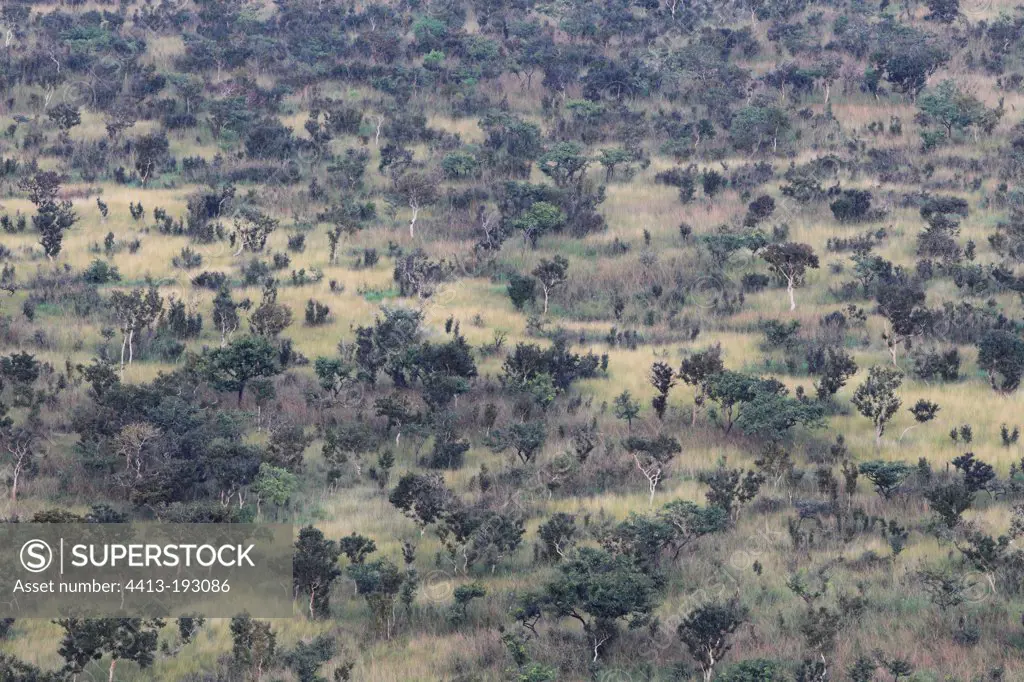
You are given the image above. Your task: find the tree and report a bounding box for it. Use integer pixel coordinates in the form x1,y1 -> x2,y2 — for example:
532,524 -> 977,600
212,284 -> 249,346
389,472 -> 453,530
2,423 -> 36,503
479,111 -> 543,177
133,132 -> 170,186
744,195 -> 776,227
113,421 -> 162,498
732,382 -> 824,439
814,348 -> 858,402
625,434 -> 682,505
729,105 -> 790,154
489,421 -> 547,465
918,80 -> 987,141
56,617 -> 162,682
512,201 -> 565,248
252,463 -> 298,518
876,281 -> 931,368
925,0 -> 960,23
718,659 -> 788,681
679,345 -> 724,425
900,399 -> 940,442
531,256 -> 569,314
537,142 -> 590,188
677,598 -> 749,682
347,558 -> 407,639
657,501 -> 729,558
293,526 -> 342,619
249,280 -> 293,338
951,452 -> 996,493
203,335 -> 280,405
699,466 -> 765,522
21,172 -> 78,260
858,461 -> 912,500
976,330 -> 1024,394
704,368 -> 790,432
229,614 -> 276,680
613,390 -> 641,429
760,242 -> 819,310
284,634 -> 335,682
852,366 -> 903,446
507,273 -> 537,310
650,361 -> 676,420
392,171 -> 439,238
870,30 -> 948,96
537,513 -> 577,562
0,652 -> 59,681
110,285 -> 163,368
540,547 -> 662,662
340,533 -> 377,565
878,654 -> 914,681
598,147 -> 631,181
233,208 -> 278,254
47,103 -> 81,132
830,189 -> 873,223
924,481 -> 973,528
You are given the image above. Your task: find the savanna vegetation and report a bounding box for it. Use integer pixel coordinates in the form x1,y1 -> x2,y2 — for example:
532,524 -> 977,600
1,0 -> 1024,679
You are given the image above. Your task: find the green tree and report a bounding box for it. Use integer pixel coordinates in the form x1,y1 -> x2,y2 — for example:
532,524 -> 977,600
649,361 -> 676,420
613,390 -> 641,429
252,463 -> 298,518
977,330 -> 1024,394
852,366 -> 903,446
531,256 -> 569,314
760,242 -> 819,310
597,147 -> 631,181
858,460 -> 912,500
203,335 -> 280,405
110,285 -> 163,368
925,0 -> 960,22
134,132 -> 170,186
729,106 -> 790,154
20,172 -> 78,260
347,558 -> 408,639
47,103 -> 81,132
293,526 -> 342,619
625,434 -> 681,504
537,142 -> 590,188
55,617 -> 163,682
229,614 -> 276,680
512,201 -> 564,248
489,421 -> 547,465
679,344 -> 724,426
540,547 -> 662,662
677,598 -> 749,682
918,80 -> 987,141
507,273 -> 537,310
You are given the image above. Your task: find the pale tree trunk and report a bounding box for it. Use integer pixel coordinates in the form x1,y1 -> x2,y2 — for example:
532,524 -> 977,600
109,659 -> 116,682
408,204 -> 419,238
787,277 -> 796,311
9,457 -> 22,502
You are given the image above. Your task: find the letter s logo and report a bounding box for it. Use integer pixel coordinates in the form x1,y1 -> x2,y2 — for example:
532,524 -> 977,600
20,539 -> 53,573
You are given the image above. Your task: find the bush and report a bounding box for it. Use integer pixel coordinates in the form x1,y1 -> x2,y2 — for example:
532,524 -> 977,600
829,189 -> 873,222
82,259 -> 120,284
305,299 -> 330,326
